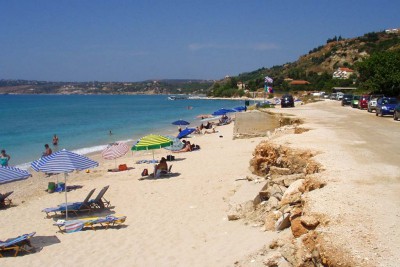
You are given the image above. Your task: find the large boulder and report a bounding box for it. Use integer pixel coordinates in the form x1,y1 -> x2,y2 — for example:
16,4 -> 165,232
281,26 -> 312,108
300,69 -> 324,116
301,215 -> 320,229
280,179 -> 305,206
290,217 -> 308,238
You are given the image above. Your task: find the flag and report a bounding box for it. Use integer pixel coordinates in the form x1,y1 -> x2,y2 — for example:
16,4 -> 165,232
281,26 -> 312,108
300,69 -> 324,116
265,76 -> 273,84
265,86 -> 273,93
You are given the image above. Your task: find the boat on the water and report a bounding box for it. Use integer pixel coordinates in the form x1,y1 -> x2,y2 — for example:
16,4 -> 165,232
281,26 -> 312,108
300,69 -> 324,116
167,96 -> 188,100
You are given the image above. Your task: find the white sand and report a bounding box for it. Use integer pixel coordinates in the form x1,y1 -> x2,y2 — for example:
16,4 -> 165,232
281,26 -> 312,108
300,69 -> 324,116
0,123 -> 277,266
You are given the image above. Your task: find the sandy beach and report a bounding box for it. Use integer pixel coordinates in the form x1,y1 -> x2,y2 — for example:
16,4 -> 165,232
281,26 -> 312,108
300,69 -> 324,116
1,100 -> 399,266
0,120 -> 277,266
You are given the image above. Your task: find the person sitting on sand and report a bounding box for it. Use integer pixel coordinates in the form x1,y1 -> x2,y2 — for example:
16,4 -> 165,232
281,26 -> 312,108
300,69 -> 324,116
204,127 -> 218,134
205,122 -> 212,129
155,157 -> 168,177
42,144 -> 52,157
194,126 -> 202,134
173,141 -> 192,153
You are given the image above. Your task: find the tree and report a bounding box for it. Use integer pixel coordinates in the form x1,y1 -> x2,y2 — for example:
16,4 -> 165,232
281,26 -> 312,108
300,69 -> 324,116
355,50 -> 400,96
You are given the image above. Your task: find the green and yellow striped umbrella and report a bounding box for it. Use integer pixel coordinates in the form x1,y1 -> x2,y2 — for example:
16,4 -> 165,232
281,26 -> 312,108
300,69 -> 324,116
131,134 -> 173,151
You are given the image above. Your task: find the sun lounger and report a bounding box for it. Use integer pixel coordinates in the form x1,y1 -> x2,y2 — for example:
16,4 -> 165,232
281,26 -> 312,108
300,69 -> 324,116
159,165 -> 173,177
54,215 -> 127,233
42,188 -> 96,218
0,191 -> 13,208
0,232 -> 35,257
89,185 -> 111,209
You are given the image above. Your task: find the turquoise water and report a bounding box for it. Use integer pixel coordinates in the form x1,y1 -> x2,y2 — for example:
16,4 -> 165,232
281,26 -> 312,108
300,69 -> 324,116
0,95 -> 242,168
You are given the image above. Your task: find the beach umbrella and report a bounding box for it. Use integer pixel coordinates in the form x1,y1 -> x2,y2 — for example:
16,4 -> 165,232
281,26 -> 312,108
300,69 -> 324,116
164,136 -> 185,151
101,142 -> 129,168
0,166 -> 31,185
233,106 -> 246,111
31,149 -> 98,220
212,108 -> 237,116
177,128 -> 196,139
172,120 -> 190,126
131,134 -> 173,172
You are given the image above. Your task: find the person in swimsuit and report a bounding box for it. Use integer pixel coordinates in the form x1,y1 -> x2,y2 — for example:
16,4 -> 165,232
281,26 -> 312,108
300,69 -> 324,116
52,134 -> 59,146
42,144 -> 52,157
0,150 -> 11,166
155,157 -> 168,177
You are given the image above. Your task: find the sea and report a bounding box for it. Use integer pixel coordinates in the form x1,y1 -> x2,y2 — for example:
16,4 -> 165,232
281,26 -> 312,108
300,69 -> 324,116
0,94 -> 243,169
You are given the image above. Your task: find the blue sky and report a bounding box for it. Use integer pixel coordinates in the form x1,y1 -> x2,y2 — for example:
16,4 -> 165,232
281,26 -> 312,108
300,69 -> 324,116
1,0 -> 399,82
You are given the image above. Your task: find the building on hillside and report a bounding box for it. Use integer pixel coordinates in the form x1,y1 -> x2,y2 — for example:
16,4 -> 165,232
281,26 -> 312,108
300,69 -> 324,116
332,67 -> 354,79
237,81 -> 245,90
385,28 -> 399,34
289,80 -> 310,85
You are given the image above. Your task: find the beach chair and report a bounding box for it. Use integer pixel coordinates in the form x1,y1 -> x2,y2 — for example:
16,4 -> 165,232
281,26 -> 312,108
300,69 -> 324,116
160,165 -> 173,177
42,188 -> 96,218
0,232 -> 35,257
54,215 -> 127,233
89,185 -> 111,209
0,191 -> 13,208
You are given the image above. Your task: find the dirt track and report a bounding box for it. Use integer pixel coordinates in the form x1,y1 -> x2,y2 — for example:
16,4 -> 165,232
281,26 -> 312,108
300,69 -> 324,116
271,100 -> 400,266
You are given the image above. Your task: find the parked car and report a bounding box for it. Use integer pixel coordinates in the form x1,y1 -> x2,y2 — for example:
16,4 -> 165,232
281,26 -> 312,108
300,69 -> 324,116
393,103 -> 400,121
367,95 -> 384,113
336,92 -> 344,101
341,94 -> 353,106
375,97 -> 398,117
281,94 -> 294,108
330,93 -> 337,100
351,95 -> 360,108
358,95 -> 370,109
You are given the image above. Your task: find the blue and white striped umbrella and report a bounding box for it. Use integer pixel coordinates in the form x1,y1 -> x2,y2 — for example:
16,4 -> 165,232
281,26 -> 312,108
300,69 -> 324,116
0,166 -> 31,185
31,149 -> 98,220
31,149 -> 98,173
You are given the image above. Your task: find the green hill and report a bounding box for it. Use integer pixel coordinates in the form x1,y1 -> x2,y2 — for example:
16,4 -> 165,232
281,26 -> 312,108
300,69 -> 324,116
209,30 -> 400,97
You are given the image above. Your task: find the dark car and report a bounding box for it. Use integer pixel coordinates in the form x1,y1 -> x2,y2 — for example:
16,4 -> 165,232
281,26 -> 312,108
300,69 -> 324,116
394,103 -> 400,121
281,94 -> 294,108
358,95 -> 370,109
341,94 -> 353,106
375,97 -> 398,117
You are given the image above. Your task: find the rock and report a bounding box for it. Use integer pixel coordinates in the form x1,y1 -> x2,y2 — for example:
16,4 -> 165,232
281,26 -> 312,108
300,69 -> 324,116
279,242 -> 296,266
283,174 -> 305,187
289,207 -> 303,220
246,176 -> 254,181
290,217 -> 308,237
266,196 -> 280,211
227,206 -> 241,221
265,212 -> 277,231
301,215 -> 320,229
267,184 -> 287,200
263,251 -> 282,266
269,166 -> 291,175
275,212 -> 291,231
277,258 -> 292,267
280,179 -> 305,206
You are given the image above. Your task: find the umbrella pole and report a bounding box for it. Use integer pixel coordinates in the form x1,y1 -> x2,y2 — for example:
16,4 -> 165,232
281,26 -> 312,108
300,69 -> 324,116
64,173 -> 68,220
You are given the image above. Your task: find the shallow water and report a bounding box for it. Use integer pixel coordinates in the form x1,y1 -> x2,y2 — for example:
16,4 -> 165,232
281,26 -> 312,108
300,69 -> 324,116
0,94 -> 242,168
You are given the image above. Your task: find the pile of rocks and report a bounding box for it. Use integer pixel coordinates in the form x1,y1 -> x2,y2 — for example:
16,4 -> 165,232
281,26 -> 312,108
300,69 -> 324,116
227,142 -> 332,266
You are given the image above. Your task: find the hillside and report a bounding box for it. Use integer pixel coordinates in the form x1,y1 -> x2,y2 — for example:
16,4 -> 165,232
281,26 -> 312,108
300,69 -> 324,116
0,79 -> 213,95
211,30 -> 400,96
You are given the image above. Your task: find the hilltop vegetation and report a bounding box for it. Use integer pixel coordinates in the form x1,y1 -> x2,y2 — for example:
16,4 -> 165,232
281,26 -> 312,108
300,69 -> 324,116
209,30 -> 400,97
